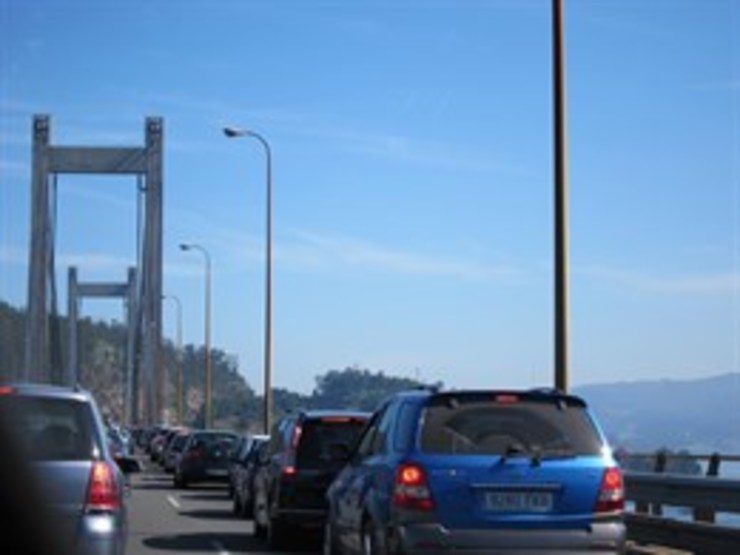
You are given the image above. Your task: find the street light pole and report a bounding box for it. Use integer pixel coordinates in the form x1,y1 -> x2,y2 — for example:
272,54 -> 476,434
553,0 -> 569,392
223,125 -> 273,435
179,243 -> 213,428
163,294 -> 183,425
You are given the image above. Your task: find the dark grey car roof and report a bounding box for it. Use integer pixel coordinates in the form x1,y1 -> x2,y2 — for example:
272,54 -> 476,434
2,381 -> 95,402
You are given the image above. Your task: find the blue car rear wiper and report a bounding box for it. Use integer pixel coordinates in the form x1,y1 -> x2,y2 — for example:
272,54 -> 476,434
499,443 -> 544,467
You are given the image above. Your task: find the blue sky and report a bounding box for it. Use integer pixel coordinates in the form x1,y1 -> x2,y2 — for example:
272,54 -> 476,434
1,0 -> 738,395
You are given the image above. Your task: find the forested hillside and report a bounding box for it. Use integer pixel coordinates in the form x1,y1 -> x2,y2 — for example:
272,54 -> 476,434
0,301 -> 432,432
6,300 -> 736,454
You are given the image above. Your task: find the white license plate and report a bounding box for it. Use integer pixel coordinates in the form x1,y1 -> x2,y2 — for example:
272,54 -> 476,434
207,469 -> 228,477
483,491 -> 554,512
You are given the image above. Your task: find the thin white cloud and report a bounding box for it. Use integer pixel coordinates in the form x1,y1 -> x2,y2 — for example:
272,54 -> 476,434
0,245 -> 27,266
166,188 -> 521,282
115,89 -> 306,130
344,133 -> 519,175
285,121 -> 526,176
279,230 -> 517,281
59,89 -> 521,175
4,85 -> 521,175
578,264 -> 740,296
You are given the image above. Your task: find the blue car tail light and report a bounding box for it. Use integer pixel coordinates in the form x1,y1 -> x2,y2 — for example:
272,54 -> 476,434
393,461 -> 435,511
595,467 -> 625,513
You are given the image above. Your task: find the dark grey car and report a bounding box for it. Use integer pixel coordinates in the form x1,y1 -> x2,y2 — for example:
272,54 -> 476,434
173,429 -> 239,488
0,382 -> 140,555
232,433 -> 270,517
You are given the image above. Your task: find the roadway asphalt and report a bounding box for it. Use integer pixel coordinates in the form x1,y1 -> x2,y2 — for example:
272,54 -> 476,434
125,457 -> 320,555
125,456 -> 679,555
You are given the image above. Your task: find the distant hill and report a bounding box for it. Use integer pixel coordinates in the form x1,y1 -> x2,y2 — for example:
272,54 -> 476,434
574,373 -> 740,454
4,300 -> 739,453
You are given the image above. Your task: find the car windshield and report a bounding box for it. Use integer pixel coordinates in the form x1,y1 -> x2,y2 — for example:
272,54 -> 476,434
0,396 -> 98,461
420,395 -> 603,456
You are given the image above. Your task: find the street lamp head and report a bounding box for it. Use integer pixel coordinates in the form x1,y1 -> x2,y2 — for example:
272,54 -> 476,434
179,243 -> 191,251
223,126 -> 247,138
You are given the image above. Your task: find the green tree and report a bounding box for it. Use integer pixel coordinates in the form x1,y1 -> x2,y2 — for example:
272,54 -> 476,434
311,366 -> 439,411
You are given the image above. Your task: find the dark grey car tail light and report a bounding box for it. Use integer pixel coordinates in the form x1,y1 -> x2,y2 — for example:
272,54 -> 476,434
86,461 -> 121,512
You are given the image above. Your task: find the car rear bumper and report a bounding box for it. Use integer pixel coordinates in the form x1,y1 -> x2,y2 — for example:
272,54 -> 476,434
278,507 -> 327,530
181,467 -> 230,482
392,521 -> 626,554
75,512 -> 127,555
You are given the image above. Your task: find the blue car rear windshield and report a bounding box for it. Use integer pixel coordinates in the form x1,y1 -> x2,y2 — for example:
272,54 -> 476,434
420,395 -> 604,456
0,396 -> 99,461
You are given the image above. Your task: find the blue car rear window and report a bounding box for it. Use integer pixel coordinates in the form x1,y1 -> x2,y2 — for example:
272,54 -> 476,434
420,396 -> 603,456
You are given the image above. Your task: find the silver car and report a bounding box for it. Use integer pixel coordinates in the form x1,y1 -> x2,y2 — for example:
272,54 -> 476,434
0,382 -> 140,555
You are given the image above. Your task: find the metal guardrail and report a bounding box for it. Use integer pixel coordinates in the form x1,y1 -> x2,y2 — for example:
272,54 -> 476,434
620,452 -> 740,554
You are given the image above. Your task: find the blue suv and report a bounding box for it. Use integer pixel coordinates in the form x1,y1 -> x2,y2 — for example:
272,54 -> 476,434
324,388 -> 626,555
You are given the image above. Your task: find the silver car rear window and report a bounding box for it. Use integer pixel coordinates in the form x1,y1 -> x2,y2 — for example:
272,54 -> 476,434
0,396 -> 98,461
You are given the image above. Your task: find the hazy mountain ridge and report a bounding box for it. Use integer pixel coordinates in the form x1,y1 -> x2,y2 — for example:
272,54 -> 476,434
574,373 -> 740,454
2,301 -> 738,452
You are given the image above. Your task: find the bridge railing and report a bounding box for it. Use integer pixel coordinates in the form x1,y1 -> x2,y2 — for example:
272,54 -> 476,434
618,451 -> 740,555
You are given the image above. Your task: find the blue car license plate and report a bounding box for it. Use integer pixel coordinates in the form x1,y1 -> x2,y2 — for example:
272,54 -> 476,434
482,490 -> 554,512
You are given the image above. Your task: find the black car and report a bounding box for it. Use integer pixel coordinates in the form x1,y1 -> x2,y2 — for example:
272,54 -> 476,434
231,433 -> 270,517
0,382 -> 140,555
173,429 -> 239,488
252,410 -> 371,548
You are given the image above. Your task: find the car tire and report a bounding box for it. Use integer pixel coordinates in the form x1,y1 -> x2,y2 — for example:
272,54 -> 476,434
323,519 -> 340,555
361,519 -> 387,555
241,492 -> 254,518
253,496 -> 267,539
253,512 -> 267,539
232,493 -> 242,515
173,472 -> 187,489
267,514 -> 290,550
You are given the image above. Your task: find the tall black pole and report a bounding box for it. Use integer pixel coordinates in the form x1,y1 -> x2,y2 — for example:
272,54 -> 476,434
553,0 -> 569,392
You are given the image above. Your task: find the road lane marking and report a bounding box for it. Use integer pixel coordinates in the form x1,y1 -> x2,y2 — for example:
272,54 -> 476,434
166,495 -> 181,509
211,539 -> 229,555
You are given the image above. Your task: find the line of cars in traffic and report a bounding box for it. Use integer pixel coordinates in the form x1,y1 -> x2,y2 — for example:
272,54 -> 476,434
132,386 -> 628,554
0,381 -> 628,555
